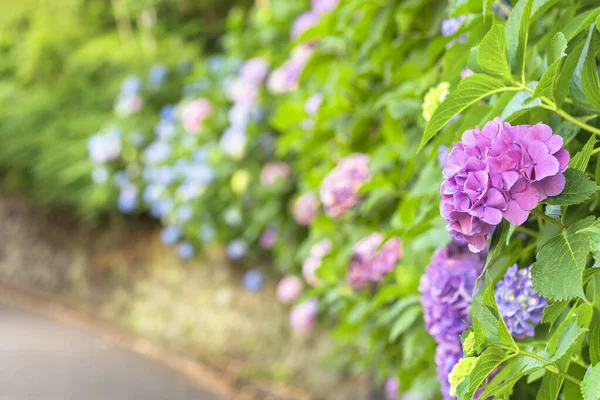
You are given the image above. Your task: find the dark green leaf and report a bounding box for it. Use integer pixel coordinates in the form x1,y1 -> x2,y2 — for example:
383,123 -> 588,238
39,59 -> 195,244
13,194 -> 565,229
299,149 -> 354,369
545,169 -> 600,206
590,320 -> 600,365
542,300 -> 570,328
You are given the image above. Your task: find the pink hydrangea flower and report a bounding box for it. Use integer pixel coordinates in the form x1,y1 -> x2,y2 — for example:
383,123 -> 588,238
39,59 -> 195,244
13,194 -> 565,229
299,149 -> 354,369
260,161 -> 291,186
347,233 -> 402,289
292,193 -> 319,226
276,275 -> 304,304
440,118 -> 568,252
290,298 -> 319,332
302,239 -> 332,286
182,99 -> 213,134
320,153 -> 371,218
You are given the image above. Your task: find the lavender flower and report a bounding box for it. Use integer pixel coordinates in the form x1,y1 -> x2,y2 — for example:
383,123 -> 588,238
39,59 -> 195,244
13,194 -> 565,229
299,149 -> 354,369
435,341 -> 463,400
259,228 -> 277,249
144,141 -> 171,164
440,118 -> 569,252
243,269 -> 265,292
220,127 -> 247,159
320,153 -> 370,218
267,45 -> 314,94
305,93 -> 323,116
276,275 -> 303,304
312,0 -> 339,14
117,184 -> 138,213
347,233 -> 402,289
291,11 -> 320,39
441,16 -> 466,37
292,193 -> 319,226
419,241 -> 485,344
302,239 -> 332,286
239,57 -> 270,84
494,264 -> 547,339
161,225 -> 182,246
290,298 -> 319,333
177,242 -> 195,260
227,239 -> 247,260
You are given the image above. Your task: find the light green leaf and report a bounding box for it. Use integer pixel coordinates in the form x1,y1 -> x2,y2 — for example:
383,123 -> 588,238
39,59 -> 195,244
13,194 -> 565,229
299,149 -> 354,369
542,300 -> 570,328
548,32 -> 568,65
506,0 -> 534,74
563,6 -> 600,41
506,224 -> 517,245
418,74 -> 515,151
581,364 -> 600,400
590,320 -> 600,365
537,351 -> 571,400
580,221 -> 600,260
570,135 -> 597,173
532,60 -> 564,101
547,322 -> 589,362
570,26 -> 600,113
376,295 -> 421,325
531,216 -> 596,301
456,345 -> 510,400
478,25 -> 512,79
389,305 -> 421,342
545,169 -> 600,206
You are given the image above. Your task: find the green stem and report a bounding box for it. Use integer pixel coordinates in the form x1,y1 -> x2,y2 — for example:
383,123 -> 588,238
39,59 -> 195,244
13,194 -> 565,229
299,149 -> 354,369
571,354 -> 590,369
532,208 -> 566,231
592,147 -> 600,155
514,226 -> 538,237
518,350 -> 582,385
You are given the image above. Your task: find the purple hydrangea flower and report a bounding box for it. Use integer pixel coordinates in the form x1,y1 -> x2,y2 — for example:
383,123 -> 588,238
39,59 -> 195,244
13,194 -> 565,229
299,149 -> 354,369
259,228 -> 277,249
161,225 -> 182,246
435,341 -> 463,400
276,275 -> 303,304
385,377 -> 400,400
440,118 -> 569,252
312,0 -> 339,14
243,269 -> 265,292
260,161 -> 291,186
292,193 -> 319,226
239,57 -> 270,85
320,153 -> 371,218
441,16 -> 466,37
177,242 -> 195,260
291,11 -> 320,39
419,241 -> 485,344
290,298 -> 319,333
347,233 -> 402,289
267,45 -> 314,94
494,264 -> 547,339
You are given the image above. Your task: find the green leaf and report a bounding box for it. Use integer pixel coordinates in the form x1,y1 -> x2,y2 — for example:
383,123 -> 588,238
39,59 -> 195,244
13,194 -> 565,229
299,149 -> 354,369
531,216 -> 596,301
545,169 -> 600,206
570,26 -> 600,113
542,300 -> 570,328
418,74 -> 514,151
506,0 -> 534,74
532,60 -> 564,101
563,7 -> 600,41
548,32 -> 568,65
478,25 -> 512,79
456,345 -> 510,400
537,351 -> 571,400
389,305 -> 421,342
590,320 -> 600,365
570,135 -> 597,173
581,364 -> 600,400
506,224 -> 517,245
555,120 -> 581,145
547,322 -> 589,362
376,295 -> 421,325
580,222 -> 600,261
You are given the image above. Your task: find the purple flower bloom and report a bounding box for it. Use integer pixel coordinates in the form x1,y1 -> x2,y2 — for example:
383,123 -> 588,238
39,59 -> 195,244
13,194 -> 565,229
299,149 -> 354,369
320,153 -> 371,218
385,377 -> 400,400
291,11 -> 320,39
259,228 -> 277,249
302,239 -> 332,286
347,233 -> 402,289
305,93 -> 323,116
290,298 -> 319,333
494,264 -> 547,339
243,269 -> 265,292
435,341 -> 463,400
292,193 -> 319,226
276,275 -> 303,304
440,118 -> 569,252
312,0 -> 339,14
268,45 -> 314,94
419,241 -> 485,344
182,99 -> 213,134
239,57 -> 270,84
441,16 -> 466,37
227,239 -> 247,260
260,161 -> 291,186
438,145 -> 450,168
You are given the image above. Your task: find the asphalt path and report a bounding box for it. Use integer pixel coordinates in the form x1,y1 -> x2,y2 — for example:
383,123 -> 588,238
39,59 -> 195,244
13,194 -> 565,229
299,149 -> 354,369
0,302 -> 220,400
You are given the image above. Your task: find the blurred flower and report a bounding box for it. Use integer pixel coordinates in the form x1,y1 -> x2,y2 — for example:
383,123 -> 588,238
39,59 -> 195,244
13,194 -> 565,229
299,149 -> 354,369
460,68 -> 473,79
223,207 -> 243,227
267,45 -> 314,94
302,239 -> 332,286
88,129 -> 122,164
440,118 -> 569,252
115,94 -> 143,115
292,193 -> 319,226
144,141 -> 171,164
117,184 -> 138,213
259,228 -> 277,249
384,377 -> 400,400
176,205 -> 193,223
227,78 -> 258,105
320,153 -> 370,218
243,269 -> 265,292
220,127 -> 247,159
312,0 -> 339,14
205,55 -> 226,72
229,104 -> 252,127
113,171 -> 129,188
120,76 -> 142,96
198,225 -> 216,243
305,93 -> 323,116
143,184 -> 164,205
185,164 -> 215,185
494,265 -> 547,339
291,11 -> 319,39
178,182 -> 202,201
276,275 -> 303,304
260,161 -> 291,186
182,99 -> 213,134
311,238 -> 332,257
148,63 -> 168,88
129,131 -> 146,148
231,169 -> 251,194
160,105 -> 178,121
423,82 -> 450,122
419,241 -> 485,344
177,242 -> 195,260
91,166 -> 109,183
151,198 -> 173,218
155,119 -> 177,140
227,239 -> 248,260
441,16 -> 466,37
161,225 -> 182,246
435,341 -> 463,400
239,57 -> 270,84
347,233 -> 402,289
290,298 -> 319,333
438,145 -> 449,168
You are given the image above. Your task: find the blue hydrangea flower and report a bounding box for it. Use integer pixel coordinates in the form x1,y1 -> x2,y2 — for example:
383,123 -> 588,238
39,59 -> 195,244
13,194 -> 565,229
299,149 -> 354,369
143,184 -> 163,205
193,146 -> 212,163
185,164 -> 214,185
88,129 -> 122,164
161,225 -> 182,246
121,76 -> 142,96
91,166 -> 109,183
243,269 -> 265,292
144,141 -> 171,164
113,171 -> 129,188
160,105 -> 178,121
176,205 -> 193,223
151,197 -> 173,218
198,225 -> 216,242
178,182 -> 202,201
117,184 -> 138,213
227,239 -> 247,260
177,242 -> 195,260
494,264 -> 547,339
154,119 -> 177,140
148,63 -> 168,87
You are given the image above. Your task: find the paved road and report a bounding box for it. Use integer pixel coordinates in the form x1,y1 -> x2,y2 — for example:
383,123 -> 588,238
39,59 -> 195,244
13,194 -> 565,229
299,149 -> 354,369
0,302 -> 220,400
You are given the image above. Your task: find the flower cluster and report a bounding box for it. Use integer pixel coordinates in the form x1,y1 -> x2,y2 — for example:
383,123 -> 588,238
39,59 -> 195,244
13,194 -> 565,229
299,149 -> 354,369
290,298 -> 319,333
88,128 -> 122,164
320,153 -> 370,218
347,233 -> 402,289
291,193 -> 319,226
440,118 -> 569,252
260,161 -> 291,186
268,44 -> 314,94
115,76 -> 143,116
420,241 -> 485,399
494,264 -> 547,339
302,238 -> 332,286
276,275 -> 303,304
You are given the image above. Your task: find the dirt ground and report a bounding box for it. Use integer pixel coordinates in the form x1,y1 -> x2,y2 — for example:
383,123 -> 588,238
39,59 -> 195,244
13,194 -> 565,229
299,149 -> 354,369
0,191 -> 365,400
